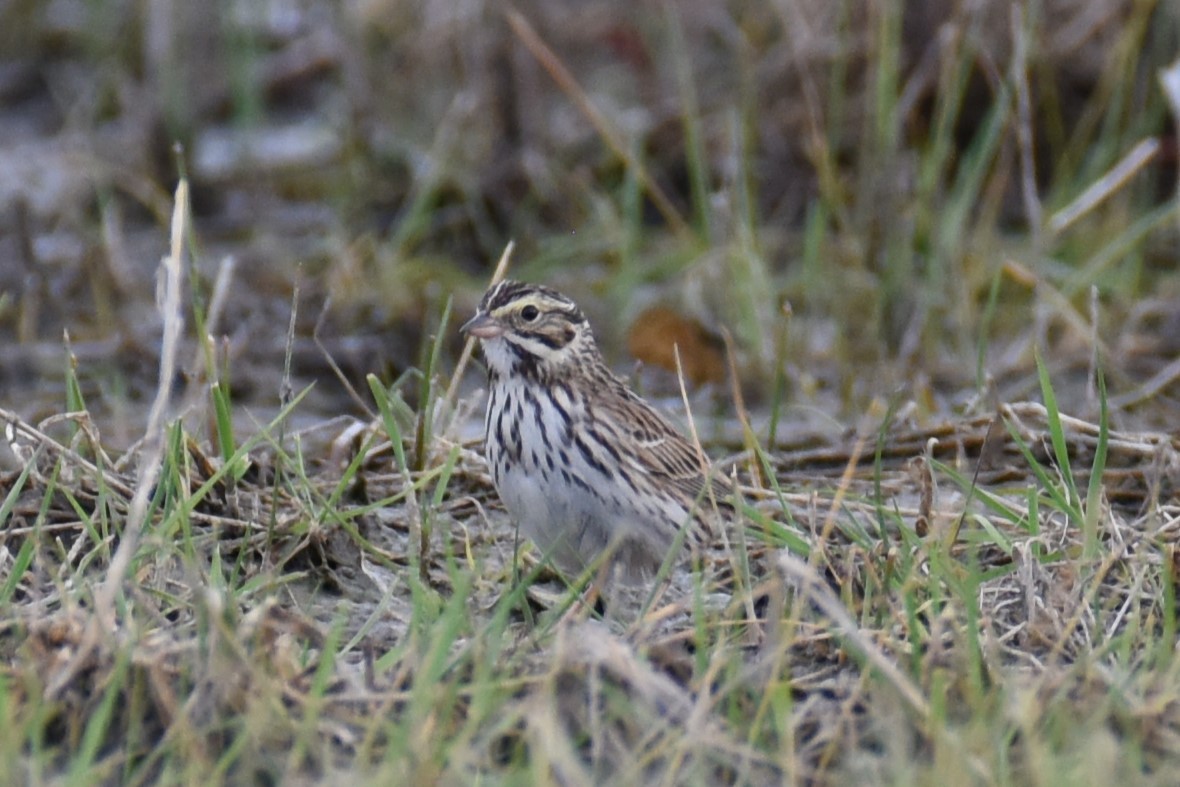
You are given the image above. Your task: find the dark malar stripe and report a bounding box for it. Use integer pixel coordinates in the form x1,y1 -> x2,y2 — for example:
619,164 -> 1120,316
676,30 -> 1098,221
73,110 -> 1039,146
507,343 -> 542,380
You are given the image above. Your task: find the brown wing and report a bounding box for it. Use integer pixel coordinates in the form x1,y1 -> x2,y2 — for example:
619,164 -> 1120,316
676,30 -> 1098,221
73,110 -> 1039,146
597,374 -> 733,507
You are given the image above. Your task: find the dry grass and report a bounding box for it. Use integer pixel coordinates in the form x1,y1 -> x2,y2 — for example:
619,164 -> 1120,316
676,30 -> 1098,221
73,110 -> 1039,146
3,333 -> 1179,781
1,0 -> 1179,783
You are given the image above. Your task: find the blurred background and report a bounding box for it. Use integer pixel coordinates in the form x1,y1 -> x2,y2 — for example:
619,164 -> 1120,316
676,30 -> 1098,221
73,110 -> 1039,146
0,0 -> 1176,449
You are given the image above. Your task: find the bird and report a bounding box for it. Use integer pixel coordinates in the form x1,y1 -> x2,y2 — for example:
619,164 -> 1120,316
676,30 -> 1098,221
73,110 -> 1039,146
461,279 -> 731,584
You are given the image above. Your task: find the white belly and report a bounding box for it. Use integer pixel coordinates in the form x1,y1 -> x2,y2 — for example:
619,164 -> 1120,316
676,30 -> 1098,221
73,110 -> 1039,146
485,377 -> 681,580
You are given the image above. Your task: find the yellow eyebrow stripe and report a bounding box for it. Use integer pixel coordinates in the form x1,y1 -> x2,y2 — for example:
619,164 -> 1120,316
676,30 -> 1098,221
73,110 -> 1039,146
491,292 -> 567,319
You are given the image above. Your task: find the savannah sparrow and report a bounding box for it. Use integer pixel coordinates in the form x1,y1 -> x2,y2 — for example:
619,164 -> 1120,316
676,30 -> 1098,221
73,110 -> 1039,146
461,280 -> 730,583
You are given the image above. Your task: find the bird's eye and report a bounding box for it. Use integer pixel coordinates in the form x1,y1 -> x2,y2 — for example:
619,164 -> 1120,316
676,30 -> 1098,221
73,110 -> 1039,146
520,305 -> 540,322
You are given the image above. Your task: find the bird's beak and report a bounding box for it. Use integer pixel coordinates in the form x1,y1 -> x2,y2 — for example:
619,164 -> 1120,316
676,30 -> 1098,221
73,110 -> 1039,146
461,312 -> 504,339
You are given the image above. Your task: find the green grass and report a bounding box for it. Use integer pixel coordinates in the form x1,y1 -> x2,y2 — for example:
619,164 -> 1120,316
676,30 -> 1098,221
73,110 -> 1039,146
13,335 -> 1175,783
1,0 -> 1179,784
4,338 -> 1179,783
